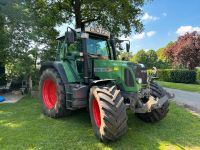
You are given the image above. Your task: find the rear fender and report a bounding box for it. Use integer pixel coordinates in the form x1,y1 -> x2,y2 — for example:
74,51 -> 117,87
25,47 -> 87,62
40,61 -> 69,86
40,61 -> 71,108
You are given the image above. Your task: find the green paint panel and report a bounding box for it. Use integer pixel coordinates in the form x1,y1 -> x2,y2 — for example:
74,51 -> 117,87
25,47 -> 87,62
61,62 -> 77,83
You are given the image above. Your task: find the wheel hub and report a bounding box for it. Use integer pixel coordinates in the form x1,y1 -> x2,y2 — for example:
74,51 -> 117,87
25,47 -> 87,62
92,99 -> 101,128
42,79 -> 57,109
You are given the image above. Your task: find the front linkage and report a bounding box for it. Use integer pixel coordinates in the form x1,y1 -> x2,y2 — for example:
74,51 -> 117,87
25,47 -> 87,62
133,82 -> 174,114
128,68 -> 175,122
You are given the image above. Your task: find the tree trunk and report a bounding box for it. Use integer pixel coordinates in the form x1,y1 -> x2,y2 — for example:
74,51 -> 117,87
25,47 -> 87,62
34,49 -> 38,71
0,62 -> 6,86
28,75 -> 32,92
74,0 -> 82,28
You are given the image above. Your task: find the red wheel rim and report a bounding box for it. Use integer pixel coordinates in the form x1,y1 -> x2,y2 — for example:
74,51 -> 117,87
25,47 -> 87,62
92,99 -> 101,128
42,79 -> 57,109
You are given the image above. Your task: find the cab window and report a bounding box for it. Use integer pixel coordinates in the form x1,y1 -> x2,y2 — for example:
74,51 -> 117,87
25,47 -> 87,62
87,37 -> 109,58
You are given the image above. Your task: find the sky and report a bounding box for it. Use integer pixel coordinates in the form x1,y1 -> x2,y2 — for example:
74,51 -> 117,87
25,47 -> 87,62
130,0 -> 200,53
56,0 -> 200,54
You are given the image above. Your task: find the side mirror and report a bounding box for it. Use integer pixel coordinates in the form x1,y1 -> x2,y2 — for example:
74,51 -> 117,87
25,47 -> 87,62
65,27 -> 76,44
126,43 -> 130,52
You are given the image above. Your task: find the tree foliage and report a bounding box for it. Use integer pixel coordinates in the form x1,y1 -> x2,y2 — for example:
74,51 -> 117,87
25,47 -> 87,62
156,41 -> 173,61
130,49 -> 172,69
27,0 -> 145,36
133,49 -> 148,64
155,41 -> 174,69
0,1 -> 10,84
118,52 -> 131,61
0,1 -> 9,64
0,0 -> 43,85
146,50 -> 157,68
165,31 -> 200,69
131,49 -> 157,68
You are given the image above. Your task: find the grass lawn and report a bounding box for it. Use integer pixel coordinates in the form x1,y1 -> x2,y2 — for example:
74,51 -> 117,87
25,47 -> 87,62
0,96 -> 200,150
157,81 -> 200,93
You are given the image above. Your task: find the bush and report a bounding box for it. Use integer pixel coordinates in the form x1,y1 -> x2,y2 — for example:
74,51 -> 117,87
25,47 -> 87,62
196,69 -> 200,84
156,69 -> 196,83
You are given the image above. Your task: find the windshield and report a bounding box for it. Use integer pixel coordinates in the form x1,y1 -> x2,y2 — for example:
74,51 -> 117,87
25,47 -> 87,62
86,37 -> 109,57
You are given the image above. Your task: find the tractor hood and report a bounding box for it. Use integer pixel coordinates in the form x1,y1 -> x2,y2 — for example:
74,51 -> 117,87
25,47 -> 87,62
93,60 -> 146,92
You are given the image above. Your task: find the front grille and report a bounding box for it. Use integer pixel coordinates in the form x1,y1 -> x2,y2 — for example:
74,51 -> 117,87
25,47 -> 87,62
140,70 -> 147,84
124,68 -> 134,86
127,62 -> 148,84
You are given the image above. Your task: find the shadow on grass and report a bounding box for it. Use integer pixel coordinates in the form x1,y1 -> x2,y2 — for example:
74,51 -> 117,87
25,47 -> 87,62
0,96 -> 200,150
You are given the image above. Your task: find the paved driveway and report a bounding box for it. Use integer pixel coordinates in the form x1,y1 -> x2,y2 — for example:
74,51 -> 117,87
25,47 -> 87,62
0,91 -> 24,103
165,88 -> 200,114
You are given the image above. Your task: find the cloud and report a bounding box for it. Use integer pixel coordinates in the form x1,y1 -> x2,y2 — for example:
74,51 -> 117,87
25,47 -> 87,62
133,32 -> 145,40
176,26 -> 200,36
141,13 -> 159,21
120,30 -> 156,42
132,31 -> 156,40
162,12 -> 167,17
147,31 -> 156,37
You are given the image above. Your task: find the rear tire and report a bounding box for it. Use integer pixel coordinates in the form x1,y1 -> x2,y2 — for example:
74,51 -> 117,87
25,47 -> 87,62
135,82 -> 169,122
89,85 -> 128,142
39,68 -> 71,118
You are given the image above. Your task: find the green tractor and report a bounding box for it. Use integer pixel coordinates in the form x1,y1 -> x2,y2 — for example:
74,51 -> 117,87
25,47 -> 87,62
39,26 -> 173,142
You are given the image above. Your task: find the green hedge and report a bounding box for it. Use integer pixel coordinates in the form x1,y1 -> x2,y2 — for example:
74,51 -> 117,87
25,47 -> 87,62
196,69 -> 200,84
148,69 -> 196,83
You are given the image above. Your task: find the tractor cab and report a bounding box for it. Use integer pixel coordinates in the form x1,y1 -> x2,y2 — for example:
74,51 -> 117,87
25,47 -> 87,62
56,27 -> 112,60
56,27 -> 143,93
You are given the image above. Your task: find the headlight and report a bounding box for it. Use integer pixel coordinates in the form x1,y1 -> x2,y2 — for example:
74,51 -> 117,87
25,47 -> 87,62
136,78 -> 142,84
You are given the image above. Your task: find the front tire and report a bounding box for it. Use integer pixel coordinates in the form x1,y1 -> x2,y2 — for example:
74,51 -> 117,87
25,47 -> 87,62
136,82 -> 169,122
39,68 -> 71,118
89,85 -> 128,142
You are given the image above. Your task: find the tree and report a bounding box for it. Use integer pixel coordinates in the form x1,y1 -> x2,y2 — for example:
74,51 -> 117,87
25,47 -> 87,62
0,1 -> 9,63
132,49 -> 148,65
0,1 -> 9,85
0,0 -> 45,90
131,49 -> 167,69
165,31 -> 200,69
27,0 -> 146,36
119,52 -> 132,61
146,50 -> 157,68
156,41 -> 174,61
156,42 -> 174,69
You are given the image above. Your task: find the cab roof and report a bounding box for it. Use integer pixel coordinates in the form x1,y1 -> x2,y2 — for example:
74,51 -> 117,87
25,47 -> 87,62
56,27 -> 110,40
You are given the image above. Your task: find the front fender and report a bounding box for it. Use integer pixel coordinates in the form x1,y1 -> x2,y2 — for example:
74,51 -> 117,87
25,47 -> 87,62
90,79 -> 115,87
